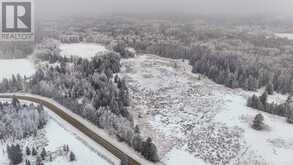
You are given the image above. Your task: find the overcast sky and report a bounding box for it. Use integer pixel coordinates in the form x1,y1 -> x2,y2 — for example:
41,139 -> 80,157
35,0 -> 293,18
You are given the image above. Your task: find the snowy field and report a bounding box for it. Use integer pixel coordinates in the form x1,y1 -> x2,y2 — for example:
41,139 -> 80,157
120,54 -> 293,165
0,98 -> 118,165
0,59 -> 35,80
275,33 -> 293,40
59,43 -> 108,59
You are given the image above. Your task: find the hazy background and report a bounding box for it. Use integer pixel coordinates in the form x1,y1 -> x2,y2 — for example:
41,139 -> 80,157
35,0 -> 293,18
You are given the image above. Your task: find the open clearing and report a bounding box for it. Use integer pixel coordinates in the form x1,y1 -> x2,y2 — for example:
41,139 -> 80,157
120,54 -> 293,165
0,59 -> 35,81
59,43 -> 108,59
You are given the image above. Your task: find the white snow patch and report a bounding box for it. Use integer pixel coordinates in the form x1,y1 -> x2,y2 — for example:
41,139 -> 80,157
59,43 -> 108,59
275,33 -> 293,40
215,92 -> 293,165
0,59 -> 35,80
45,111 -> 118,165
163,148 -> 209,165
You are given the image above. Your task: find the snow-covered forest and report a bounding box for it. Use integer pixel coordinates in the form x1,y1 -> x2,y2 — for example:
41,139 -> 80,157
0,42 -> 34,59
0,98 -> 48,165
0,97 -> 48,141
54,17 -> 293,95
2,15 -> 293,165
0,38 -> 159,162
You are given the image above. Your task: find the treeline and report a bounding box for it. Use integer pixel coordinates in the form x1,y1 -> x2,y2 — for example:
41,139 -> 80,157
135,38 -> 293,94
0,42 -> 34,59
0,97 -> 48,141
190,50 -> 264,91
87,18 -> 293,94
247,91 -> 293,122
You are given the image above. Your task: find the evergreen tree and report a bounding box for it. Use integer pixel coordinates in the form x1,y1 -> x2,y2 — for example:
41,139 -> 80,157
252,113 -> 264,130
40,148 -> 47,160
69,151 -> 76,161
114,75 -> 119,83
26,146 -> 31,156
11,96 -> 20,108
287,98 -> 293,123
141,137 -> 159,162
25,160 -> 31,165
36,156 -> 43,165
265,82 -> 274,95
256,98 -> 265,111
7,144 -> 23,165
134,125 -> 140,134
120,154 -> 129,165
132,134 -> 143,152
32,147 -> 37,156
49,154 -> 53,162
259,91 -> 268,109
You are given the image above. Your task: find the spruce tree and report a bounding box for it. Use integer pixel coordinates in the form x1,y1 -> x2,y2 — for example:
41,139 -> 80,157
120,154 -> 129,165
7,144 -> 23,165
69,152 -> 76,161
252,113 -> 264,130
265,82 -> 274,95
25,160 -> 31,165
259,91 -> 268,108
40,148 -> 47,160
26,146 -> 31,156
141,137 -> 159,162
32,147 -> 37,156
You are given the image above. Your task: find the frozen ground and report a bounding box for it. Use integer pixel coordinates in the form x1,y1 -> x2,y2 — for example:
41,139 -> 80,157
0,93 -> 156,165
0,59 -> 35,80
275,33 -> 293,40
59,43 -> 108,59
0,99 -> 118,165
119,54 -> 293,165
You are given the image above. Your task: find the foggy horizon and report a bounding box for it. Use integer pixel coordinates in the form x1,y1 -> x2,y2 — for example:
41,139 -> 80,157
35,0 -> 293,19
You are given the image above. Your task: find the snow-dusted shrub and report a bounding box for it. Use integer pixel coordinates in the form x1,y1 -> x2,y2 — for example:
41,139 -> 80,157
187,124 -> 242,165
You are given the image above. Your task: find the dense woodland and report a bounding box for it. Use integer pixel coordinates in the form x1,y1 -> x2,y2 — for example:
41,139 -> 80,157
6,17 -> 293,94
0,98 -> 49,165
0,97 -> 48,141
60,17 -> 293,95
0,42 -> 34,59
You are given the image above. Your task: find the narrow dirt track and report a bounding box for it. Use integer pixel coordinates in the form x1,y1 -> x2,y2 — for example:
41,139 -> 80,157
0,94 -> 141,165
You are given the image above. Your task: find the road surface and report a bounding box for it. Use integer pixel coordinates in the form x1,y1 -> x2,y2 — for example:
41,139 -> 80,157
0,94 -> 144,165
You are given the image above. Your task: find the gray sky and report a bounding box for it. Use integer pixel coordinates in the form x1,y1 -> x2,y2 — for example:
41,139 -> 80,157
35,0 -> 293,18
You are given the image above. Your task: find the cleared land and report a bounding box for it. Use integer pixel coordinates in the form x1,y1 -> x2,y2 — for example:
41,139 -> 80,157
120,54 -> 292,165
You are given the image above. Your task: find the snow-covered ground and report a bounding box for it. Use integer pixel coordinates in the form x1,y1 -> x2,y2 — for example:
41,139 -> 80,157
0,98 -> 118,165
275,33 -> 293,40
0,93 -> 157,165
0,59 -> 35,80
45,108 -> 118,165
59,43 -> 108,59
119,54 -> 293,165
